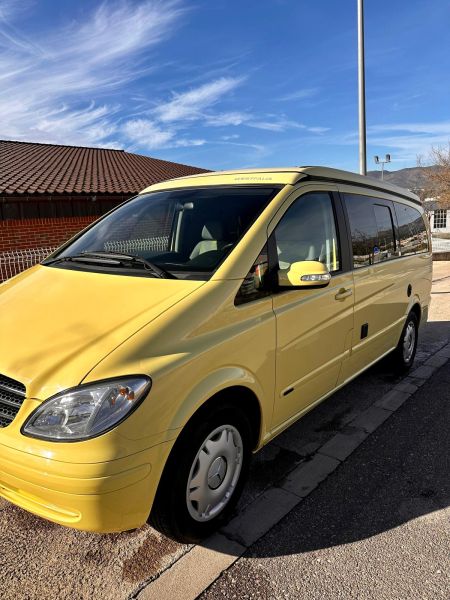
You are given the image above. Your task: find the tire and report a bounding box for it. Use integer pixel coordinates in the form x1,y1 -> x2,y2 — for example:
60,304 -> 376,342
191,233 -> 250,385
150,402 -> 252,543
391,311 -> 419,374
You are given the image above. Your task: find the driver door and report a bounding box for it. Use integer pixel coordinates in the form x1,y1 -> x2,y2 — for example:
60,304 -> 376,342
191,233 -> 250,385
270,186 -> 354,430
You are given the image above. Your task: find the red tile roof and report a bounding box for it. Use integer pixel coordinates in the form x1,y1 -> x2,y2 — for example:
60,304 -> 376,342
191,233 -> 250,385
0,140 -> 209,196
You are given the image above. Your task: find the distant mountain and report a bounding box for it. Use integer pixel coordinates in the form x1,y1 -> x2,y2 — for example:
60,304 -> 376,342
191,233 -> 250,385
366,165 -> 436,191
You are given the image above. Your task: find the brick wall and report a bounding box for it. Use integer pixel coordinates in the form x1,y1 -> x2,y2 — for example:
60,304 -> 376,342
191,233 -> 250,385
0,216 -> 99,252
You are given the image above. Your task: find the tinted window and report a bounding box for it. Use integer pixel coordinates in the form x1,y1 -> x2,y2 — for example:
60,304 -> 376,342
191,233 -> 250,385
274,192 -> 340,272
345,194 -> 378,268
346,195 -> 403,267
394,203 -> 428,255
373,204 -> 398,262
235,243 -> 270,305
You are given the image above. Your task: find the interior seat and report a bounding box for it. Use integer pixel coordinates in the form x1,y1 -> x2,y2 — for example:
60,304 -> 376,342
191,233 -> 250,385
190,222 -> 227,259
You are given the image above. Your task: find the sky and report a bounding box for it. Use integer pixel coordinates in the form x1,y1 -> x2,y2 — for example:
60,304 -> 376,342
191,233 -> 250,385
0,0 -> 449,172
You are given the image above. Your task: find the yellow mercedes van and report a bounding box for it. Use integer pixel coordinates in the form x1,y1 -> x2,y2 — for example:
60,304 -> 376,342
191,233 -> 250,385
0,167 -> 432,541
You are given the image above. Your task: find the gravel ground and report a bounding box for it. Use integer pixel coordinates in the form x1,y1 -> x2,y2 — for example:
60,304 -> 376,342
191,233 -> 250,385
0,505 -> 189,600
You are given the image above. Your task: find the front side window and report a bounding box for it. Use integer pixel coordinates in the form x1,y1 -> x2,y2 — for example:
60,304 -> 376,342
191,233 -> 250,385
394,203 -> 429,255
49,186 -> 279,280
235,243 -> 270,305
274,192 -> 340,273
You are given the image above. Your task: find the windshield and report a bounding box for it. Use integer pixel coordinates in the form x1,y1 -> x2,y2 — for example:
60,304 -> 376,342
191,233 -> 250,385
50,186 -> 279,280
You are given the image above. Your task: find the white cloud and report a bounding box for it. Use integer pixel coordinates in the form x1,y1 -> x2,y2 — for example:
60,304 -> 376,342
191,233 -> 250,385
153,77 -> 244,123
247,118 -> 306,132
340,121 -> 450,164
122,118 -> 205,150
221,134 -> 240,140
122,119 -> 175,149
277,88 -> 319,102
307,126 -> 330,134
205,111 -> 250,127
174,138 -> 206,147
0,1 -> 185,146
0,0 -> 35,23
369,122 -> 450,135
0,1 -> 330,162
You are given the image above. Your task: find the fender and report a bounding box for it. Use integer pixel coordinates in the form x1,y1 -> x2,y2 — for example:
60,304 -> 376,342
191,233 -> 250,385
168,366 -> 267,446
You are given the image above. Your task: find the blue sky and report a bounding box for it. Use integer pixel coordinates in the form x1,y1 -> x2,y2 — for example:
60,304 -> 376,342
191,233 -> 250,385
0,0 -> 449,172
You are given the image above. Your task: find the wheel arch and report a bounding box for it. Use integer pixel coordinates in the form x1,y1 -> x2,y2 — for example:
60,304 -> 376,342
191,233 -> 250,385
168,367 -> 266,452
410,301 -> 422,324
184,386 -> 263,451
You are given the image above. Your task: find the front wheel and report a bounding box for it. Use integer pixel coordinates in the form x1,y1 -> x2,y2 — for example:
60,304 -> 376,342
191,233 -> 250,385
150,403 -> 252,542
391,311 -> 419,373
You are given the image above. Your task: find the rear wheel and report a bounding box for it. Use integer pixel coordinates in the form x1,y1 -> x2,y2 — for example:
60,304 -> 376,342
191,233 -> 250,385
150,402 -> 252,542
391,311 -> 419,373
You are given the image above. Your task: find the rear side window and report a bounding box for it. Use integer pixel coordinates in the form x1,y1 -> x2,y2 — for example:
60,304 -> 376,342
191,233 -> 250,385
344,194 -> 378,268
394,203 -> 429,255
373,204 -> 399,260
345,194 -> 398,267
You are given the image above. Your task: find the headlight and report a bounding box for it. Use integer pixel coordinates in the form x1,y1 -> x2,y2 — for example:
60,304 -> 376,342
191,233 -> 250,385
22,376 -> 151,441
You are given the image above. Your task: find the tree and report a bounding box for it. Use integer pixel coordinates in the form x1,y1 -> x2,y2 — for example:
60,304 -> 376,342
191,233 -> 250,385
418,144 -> 450,209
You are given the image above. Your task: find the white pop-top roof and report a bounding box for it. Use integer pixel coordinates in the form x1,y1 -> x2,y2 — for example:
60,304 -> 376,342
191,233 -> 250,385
141,165 -> 420,204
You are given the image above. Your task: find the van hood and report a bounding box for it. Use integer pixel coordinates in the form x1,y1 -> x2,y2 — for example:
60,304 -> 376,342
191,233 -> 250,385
0,265 -> 204,400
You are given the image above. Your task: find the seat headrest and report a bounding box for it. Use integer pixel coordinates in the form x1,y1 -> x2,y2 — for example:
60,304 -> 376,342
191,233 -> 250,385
202,221 -> 223,241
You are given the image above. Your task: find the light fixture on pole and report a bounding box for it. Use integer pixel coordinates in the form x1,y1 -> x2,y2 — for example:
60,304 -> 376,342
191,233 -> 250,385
357,0 -> 367,176
374,154 -> 391,181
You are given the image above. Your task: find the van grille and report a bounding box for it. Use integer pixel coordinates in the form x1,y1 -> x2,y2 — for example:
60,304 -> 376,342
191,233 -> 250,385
0,374 -> 26,428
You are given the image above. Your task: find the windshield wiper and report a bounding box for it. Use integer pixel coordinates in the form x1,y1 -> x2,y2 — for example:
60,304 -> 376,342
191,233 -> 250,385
87,251 -> 176,279
43,251 -> 175,279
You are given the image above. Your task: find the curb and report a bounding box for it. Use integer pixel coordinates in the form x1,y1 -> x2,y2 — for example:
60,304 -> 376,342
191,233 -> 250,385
134,342 -> 450,600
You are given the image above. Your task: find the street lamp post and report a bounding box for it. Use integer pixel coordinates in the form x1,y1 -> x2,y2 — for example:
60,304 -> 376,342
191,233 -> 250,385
358,0 -> 367,176
374,154 -> 391,181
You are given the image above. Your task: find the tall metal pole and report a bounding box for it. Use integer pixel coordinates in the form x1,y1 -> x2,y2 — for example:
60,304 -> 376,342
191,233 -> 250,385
357,0 -> 367,175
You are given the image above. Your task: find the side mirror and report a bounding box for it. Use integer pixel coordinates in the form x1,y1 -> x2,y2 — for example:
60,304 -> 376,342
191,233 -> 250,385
278,260 -> 331,288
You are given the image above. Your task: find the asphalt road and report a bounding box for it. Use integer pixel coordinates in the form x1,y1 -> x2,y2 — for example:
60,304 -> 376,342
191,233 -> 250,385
0,264 -> 449,600
201,359 -> 450,600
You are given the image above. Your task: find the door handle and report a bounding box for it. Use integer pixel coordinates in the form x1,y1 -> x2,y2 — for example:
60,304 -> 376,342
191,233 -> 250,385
335,288 -> 353,301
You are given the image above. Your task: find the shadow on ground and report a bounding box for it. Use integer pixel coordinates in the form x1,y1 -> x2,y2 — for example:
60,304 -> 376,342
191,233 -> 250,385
203,328 -> 450,561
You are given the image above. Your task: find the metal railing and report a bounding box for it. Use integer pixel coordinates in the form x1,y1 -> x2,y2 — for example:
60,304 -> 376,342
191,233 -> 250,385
0,238 -> 171,282
0,247 -> 57,282
104,236 -> 170,253
432,237 -> 450,253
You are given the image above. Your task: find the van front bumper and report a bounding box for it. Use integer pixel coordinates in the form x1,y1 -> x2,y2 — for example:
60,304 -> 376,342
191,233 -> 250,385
0,439 -> 174,532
